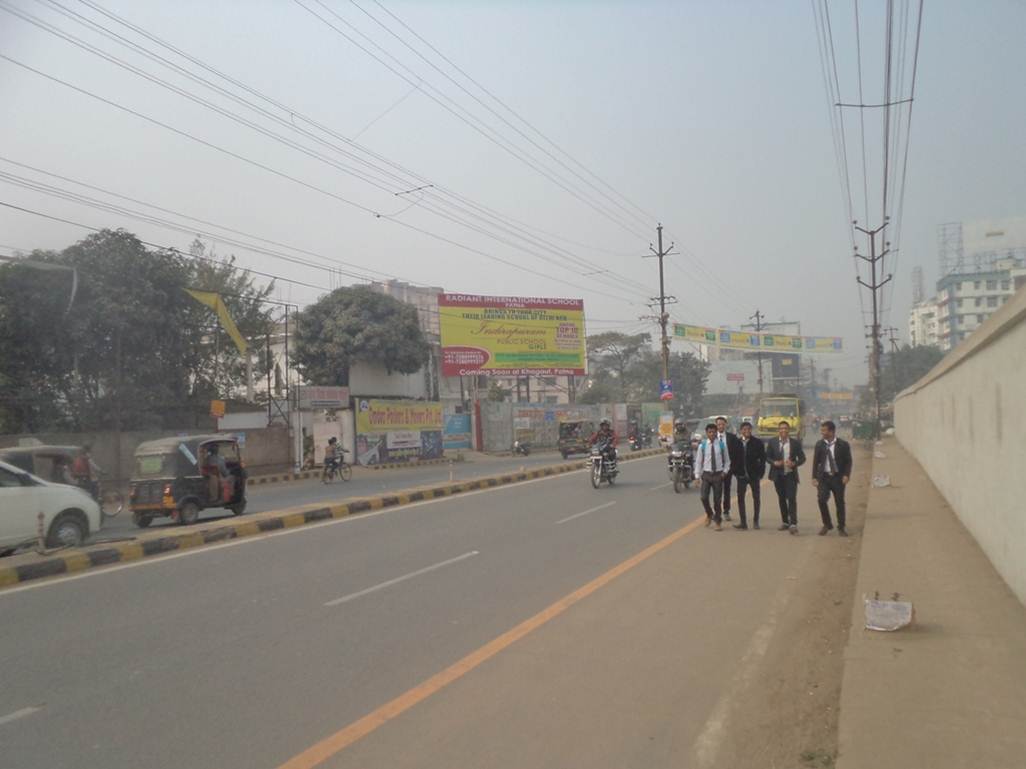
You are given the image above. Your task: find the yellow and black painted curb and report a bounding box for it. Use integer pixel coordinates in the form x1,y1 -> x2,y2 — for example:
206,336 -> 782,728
0,447 -> 665,590
367,457 -> 453,471
246,456 -> 462,485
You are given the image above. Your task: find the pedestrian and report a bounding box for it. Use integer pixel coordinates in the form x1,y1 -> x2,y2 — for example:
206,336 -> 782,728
766,421 -> 806,535
714,416 -> 741,521
812,420 -> 853,536
732,421 -> 766,530
697,423 -> 729,531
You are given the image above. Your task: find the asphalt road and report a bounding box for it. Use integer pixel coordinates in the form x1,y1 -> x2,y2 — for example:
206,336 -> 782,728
0,454 -> 839,769
93,451 -> 583,539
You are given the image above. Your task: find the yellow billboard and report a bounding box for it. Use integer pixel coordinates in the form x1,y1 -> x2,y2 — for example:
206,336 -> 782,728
673,323 -> 843,354
439,294 -> 586,376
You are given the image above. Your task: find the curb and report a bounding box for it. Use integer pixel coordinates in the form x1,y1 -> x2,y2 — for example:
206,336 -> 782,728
0,448 -> 665,590
246,456 -> 463,485
367,457 -> 454,471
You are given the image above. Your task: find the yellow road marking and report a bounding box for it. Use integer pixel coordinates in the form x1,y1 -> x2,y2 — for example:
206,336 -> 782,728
276,513 -> 709,769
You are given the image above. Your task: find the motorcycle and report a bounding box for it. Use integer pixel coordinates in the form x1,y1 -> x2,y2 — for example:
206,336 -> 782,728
667,439 -> 696,493
628,435 -> 641,451
590,442 -> 619,489
513,439 -> 531,456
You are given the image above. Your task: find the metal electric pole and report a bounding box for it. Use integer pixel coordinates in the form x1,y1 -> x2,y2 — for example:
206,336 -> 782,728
854,220 -> 892,438
750,309 -> 765,396
643,224 -> 677,382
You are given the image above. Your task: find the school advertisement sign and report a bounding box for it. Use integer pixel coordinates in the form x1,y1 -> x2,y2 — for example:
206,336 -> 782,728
439,294 -> 586,376
354,399 -> 444,466
673,323 -> 843,354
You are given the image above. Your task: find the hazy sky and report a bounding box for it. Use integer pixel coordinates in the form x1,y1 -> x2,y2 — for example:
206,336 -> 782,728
1,0 -> 1024,386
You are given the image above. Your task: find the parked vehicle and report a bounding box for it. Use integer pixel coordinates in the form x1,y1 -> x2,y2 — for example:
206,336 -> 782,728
557,419 -> 593,459
0,459 -> 101,552
589,441 -> 619,488
512,439 -> 531,456
128,435 -> 248,528
0,444 -> 123,517
755,394 -> 805,439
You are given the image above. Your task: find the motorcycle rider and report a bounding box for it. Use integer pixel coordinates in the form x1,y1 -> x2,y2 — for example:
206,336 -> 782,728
589,419 -> 618,463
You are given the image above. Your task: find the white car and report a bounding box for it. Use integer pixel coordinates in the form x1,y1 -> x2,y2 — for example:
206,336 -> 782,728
0,459 -> 101,551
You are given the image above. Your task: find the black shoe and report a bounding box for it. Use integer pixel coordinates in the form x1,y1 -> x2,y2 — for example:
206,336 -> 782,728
778,523 -> 790,531
789,525 -> 798,536
838,527 -> 849,537
723,512 -> 731,521
818,525 -> 832,536
753,522 -> 761,530
705,516 -> 713,528
732,523 -> 748,530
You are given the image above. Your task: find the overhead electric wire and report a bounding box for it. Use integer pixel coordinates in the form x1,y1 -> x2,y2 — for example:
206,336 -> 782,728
13,0 -> 654,298
0,53 -> 642,305
290,0 -> 651,242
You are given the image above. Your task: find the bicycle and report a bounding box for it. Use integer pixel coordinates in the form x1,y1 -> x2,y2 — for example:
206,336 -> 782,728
79,474 -> 124,518
321,450 -> 353,483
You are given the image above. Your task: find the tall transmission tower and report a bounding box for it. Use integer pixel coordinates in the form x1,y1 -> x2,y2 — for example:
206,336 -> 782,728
911,265 -> 924,304
937,222 -> 964,277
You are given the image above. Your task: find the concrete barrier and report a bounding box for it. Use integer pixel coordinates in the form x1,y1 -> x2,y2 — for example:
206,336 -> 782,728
895,286 -> 1026,604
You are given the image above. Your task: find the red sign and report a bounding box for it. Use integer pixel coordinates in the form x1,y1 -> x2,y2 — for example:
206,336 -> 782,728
726,373 -> 745,382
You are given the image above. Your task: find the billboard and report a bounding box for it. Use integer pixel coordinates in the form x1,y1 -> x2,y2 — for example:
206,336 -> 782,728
354,399 -> 443,466
439,294 -> 586,376
673,322 -> 843,354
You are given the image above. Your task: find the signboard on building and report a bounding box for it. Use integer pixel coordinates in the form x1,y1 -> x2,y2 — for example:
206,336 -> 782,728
726,372 -> 745,382
443,412 -> 472,450
296,386 -> 350,409
673,322 -> 843,354
438,294 -> 586,376
771,354 -> 800,379
819,391 -> 855,401
354,399 -> 443,465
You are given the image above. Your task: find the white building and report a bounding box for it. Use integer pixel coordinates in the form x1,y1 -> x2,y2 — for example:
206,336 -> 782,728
936,256 -> 1026,351
908,300 -> 940,348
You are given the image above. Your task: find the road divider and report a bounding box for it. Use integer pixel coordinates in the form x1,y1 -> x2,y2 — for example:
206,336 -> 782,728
0,448 -> 666,590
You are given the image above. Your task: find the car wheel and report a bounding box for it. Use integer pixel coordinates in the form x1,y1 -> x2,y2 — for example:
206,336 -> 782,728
47,510 -> 88,548
133,512 -> 153,528
178,501 -> 200,526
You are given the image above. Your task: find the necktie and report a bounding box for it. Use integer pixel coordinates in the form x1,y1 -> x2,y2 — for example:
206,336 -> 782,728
711,440 -> 717,472
827,441 -> 838,474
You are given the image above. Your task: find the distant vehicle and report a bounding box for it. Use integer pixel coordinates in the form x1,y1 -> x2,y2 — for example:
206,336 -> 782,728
700,415 -> 737,432
557,419 -> 593,459
0,459 -> 102,552
0,444 -> 123,517
755,394 -> 805,439
839,414 -> 852,426
128,434 -> 248,528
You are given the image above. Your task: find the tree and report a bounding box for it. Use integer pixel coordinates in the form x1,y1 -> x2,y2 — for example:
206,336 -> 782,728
293,286 -> 428,386
0,230 -> 274,433
879,344 -> 944,402
625,349 -> 709,413
586,332 -> 651,401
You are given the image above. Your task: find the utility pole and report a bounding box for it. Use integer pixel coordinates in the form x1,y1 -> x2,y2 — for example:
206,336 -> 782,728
643,223 -> 677,387
750,309 -> 765,396
854,220 -> 892,438
886,326 -> 901,398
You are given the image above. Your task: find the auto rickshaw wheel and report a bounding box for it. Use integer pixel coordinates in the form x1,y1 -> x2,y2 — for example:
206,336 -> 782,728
230,500 -> 247,516
178,501 -> 200,526
132,512 -> 153,528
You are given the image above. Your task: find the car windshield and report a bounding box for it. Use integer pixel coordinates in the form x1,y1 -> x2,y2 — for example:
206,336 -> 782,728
762,403 -> 798,418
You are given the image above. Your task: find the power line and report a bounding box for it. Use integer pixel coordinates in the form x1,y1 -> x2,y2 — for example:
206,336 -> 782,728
3,2 -> 652,300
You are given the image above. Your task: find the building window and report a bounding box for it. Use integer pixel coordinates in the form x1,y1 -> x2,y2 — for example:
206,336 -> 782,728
986,280 -> 997,290
973,281 -> 981,289
988,296 -> 998,307
974,298 -> 982,307
956,299 -> 963,308
1001,280 -> 1010,291
977,314 -> 985,323
957,314 -> 965,323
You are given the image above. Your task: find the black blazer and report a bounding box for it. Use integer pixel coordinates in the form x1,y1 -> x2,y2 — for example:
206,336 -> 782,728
766,436 -> 806,482
731,435 -> 766,480
720,432 -> 743,473
812,438 -> 853,481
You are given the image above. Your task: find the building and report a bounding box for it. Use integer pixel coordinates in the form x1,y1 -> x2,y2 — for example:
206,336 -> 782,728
935,256 -> 1026,351
908,299 -> 940,348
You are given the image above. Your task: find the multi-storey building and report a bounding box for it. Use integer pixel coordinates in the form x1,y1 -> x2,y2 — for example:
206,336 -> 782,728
935,257 -> 1026,351
908,300 -> 940,348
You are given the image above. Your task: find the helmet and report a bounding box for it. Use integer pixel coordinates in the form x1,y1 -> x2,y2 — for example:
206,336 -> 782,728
673,418 -> 686,428
599,419 -> 611,428
328,437 -> 337,444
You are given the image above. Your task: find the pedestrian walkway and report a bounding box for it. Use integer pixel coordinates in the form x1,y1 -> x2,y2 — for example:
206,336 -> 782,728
836,437 -> 1026,769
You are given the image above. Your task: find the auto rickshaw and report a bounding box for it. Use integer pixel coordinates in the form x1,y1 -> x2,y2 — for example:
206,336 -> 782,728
128,434 -> 247,528
557,419 -> 594,459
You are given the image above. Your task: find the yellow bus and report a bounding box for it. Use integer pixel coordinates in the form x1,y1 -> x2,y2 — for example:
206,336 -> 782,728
756,394 -> 804,439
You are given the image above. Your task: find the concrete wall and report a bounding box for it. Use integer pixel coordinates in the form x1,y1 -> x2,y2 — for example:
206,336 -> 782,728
895,285 -> 1026,604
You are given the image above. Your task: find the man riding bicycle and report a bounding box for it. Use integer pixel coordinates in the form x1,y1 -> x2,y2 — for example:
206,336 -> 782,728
324,436 -> 344,471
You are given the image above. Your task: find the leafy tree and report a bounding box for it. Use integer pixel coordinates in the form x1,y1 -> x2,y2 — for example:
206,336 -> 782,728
293,286 -> 428,386
0,230 -> 274,433
586,332 -> 651,401
624,349 -> 709,412
879,344 -> 944,402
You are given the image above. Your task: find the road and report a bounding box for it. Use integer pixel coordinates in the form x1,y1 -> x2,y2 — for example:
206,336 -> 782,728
93,451 -> 580,539
0,453 -> 862,769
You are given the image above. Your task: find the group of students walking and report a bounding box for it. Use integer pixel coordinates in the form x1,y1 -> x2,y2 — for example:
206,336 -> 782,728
693,417 -> 853,536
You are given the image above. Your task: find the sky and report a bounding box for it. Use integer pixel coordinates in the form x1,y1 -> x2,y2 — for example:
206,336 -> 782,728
1,0 -> 1024,387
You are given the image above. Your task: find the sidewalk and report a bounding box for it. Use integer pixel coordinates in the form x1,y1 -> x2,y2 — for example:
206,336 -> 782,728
836,437 -> 1026,769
